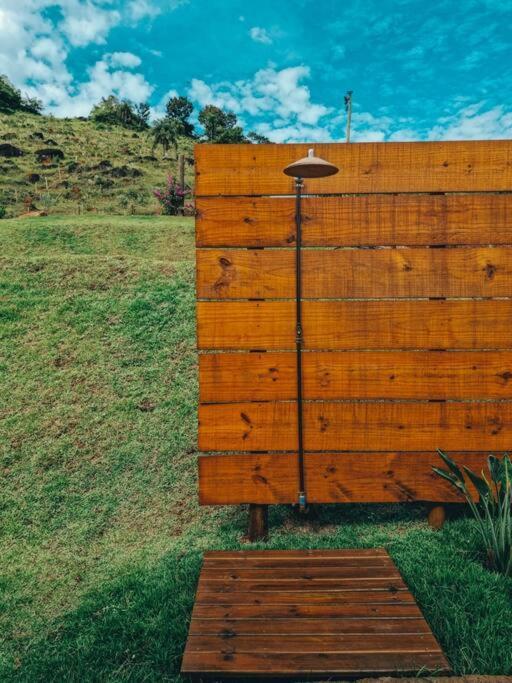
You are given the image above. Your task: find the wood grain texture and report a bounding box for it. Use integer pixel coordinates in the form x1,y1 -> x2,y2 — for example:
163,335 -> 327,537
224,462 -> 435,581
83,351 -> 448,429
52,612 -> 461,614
195,140 -> 512,196
199,401 -> 512,452
181,549 -> 449,679
197,300 -> 512,350
203,549 -> 388,560
197,247 -> 512,299
188,618 -> 432,635
182,651 -> 448,676
199,351 -> 512,402
190,603 -> 424,619
196,194 -> 512,247
186,633 -> 438,653
198,452 -> 492,504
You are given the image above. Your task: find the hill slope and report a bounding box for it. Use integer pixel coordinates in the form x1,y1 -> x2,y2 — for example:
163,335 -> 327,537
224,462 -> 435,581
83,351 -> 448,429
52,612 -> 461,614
0,112 -> 195,217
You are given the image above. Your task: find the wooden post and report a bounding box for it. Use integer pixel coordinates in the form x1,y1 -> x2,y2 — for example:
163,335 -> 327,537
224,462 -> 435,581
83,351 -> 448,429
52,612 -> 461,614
427,504 -> 446,530
248,504 -> 268,541
179,153 -> 185,189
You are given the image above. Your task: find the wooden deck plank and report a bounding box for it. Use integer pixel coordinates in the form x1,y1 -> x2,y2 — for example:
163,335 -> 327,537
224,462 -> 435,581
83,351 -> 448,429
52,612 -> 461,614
181,651 -> 449,677
181,549 -> 449,680
190,603 -> 424,619
188,617 -> 432,635
186,633 -> 440,653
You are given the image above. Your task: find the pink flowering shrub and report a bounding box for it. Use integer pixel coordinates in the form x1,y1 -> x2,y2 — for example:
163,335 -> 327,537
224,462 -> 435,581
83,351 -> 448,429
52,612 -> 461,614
153,176 -> 187,215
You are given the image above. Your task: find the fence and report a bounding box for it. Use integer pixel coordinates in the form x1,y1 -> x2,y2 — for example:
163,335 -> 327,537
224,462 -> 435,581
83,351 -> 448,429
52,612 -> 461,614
195,140 -> 512,514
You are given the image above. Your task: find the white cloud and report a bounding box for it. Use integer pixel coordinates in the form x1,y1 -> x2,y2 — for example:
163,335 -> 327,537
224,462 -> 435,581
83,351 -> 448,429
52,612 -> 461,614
59,1 -> 121,47
427,102 -> 512,140
150,88 -> 179,120
47,58 -> 154,117
249,27 -> 272,45
107,52 -> 142,68
128,0 -> 160,21
0,0 -> 155,117
188,65 -> 332,142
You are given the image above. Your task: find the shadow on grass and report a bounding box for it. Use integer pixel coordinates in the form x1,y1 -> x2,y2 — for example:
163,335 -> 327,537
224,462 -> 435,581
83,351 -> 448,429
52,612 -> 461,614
5,506 -> 512,681
7,551 -> 202,683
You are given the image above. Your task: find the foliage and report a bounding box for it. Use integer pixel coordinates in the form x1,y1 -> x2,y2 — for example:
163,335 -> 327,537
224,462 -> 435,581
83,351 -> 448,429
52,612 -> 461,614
0,74 -> 43,115
150,118 -> 184,158
247,130 -> 272,143
198,104 -> 246,143
153,175 -> 186,215
165,95 -> 195,137
90,96 -> 149,131
39,191 -> 62,213
0,110 -> 195,215
119,188 -> 149,214
434,450 -> 512,577
0,205 -> 6,219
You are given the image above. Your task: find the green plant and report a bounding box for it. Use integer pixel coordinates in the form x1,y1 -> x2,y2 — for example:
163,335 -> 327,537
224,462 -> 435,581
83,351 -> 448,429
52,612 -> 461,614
198,104 -> 246,143
434,450 -> 512,576
0,205 -> 6,218
153,175 -> 186,215
150,118 -> 184,159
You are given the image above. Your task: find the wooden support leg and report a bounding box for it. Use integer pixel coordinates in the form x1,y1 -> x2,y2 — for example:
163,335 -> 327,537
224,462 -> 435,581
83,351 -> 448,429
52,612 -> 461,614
248,504 -> 268,541
428,504 -> 446,530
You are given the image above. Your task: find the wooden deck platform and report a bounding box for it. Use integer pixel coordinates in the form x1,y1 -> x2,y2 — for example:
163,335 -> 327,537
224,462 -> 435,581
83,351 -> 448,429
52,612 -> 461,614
181,549 -> 450,681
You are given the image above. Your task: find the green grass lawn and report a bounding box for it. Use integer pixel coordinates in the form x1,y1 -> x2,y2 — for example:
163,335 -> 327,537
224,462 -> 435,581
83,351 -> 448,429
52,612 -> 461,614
1,215 -> 511,681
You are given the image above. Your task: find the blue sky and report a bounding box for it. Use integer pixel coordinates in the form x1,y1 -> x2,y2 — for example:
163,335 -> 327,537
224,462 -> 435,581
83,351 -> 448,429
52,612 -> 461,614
1,0 -> 512,141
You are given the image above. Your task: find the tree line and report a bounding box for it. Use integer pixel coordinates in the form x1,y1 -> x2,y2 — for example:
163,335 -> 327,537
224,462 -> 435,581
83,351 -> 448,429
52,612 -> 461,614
0,74 -> 269,148
91,94 -> 270,151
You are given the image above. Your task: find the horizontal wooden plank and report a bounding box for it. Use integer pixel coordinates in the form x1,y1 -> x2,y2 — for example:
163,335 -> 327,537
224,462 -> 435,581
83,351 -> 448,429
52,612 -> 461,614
204,549 -> 388,559
199,351 -> 512,402
197,247 -> 512,299
197,300 -> 512,350
195,141 -> 512,196
188,618 -> 431,636
199,401 -> 512,452
201,565 -> 395,577
196,194 -> 512,247
199,580 -> 404,591
181,650 -> 449,676
198,452 -> 494,504
186,633 -> 439,653
190,603 -> 423,619
196,590 -> 415,605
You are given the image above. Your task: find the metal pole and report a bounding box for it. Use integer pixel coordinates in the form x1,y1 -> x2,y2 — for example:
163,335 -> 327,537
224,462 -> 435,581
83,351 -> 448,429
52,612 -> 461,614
345,90 -> 353,143
295,176 -> 306,510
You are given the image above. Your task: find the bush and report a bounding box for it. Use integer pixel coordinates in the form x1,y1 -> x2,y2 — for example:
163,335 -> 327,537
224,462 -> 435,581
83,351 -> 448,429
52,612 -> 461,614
0,206 -> 6,219
153,176 -> 187,215
0,74 -> 43,114
434,450 -> 512,577
90,96 -> 149,131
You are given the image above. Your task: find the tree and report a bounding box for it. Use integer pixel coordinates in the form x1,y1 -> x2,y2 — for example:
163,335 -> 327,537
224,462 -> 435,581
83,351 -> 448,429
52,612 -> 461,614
150,118 -> 184,159
165,95 -> 195,137
198,105 -> 246,143
248,131 -> 271,144
135,102 -> 151,127
0,74 -> 42,115
90,96 -> 149,130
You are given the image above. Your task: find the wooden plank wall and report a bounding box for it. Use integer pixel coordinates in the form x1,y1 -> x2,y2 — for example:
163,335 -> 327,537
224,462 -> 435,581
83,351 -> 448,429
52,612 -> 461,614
195,141 -> 512,505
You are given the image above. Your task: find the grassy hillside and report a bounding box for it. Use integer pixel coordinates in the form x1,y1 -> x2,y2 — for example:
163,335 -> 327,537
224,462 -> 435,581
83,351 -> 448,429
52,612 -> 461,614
0,112 -> 195,217
1,216 -> 511,680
